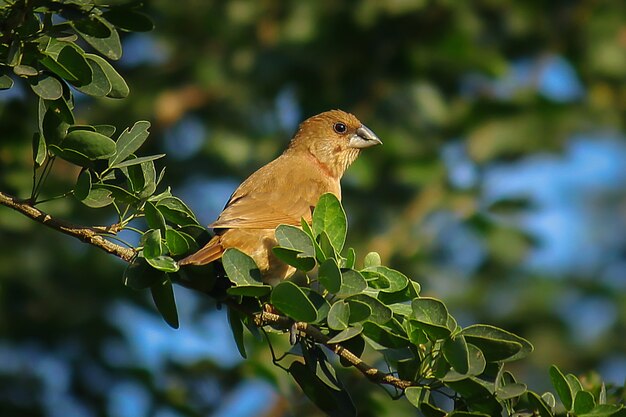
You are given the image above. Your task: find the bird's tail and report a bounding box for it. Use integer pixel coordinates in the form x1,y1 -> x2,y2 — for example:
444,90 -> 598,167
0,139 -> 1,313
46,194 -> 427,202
178,235 -> 224,266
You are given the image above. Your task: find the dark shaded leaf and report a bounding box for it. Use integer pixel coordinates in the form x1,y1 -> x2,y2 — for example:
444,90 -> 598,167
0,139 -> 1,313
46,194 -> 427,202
227,307 -> 247,358
272,247 -> 316,271
496,383 -> 527,400
74,169 -> 91,200
574,391 -> 596,415
346,294 -> 391,324
462,324 -> 533,362
362,321 -> 410,348
443,335 -> 470,374
124,257 -> 163,289
271,281 -> 317,322
144,201 -> 167,232
76,55 -> 112,96
103,8 -> 154,32
150,277 -> 179,328
0,74 -> 13,89
74,17 -> 122,60
319,258 -> 341,293
166,229 -> 190,256
85,53 -> 129,98
289,361 -> 356,417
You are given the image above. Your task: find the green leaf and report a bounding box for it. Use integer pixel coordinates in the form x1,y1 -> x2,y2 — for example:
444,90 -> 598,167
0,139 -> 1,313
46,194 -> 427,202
346,300 -> 371,323
146,255 -> 179,272
443,335 -> 470,374
94,125 -> 116,137
227,307 -> 247,358
362,266 -> 408,293
580,404 -> 625,417
113,154 -> 165,169
144,201 -> 167,232
549,365 -> 573,410
74,170 -> 91,200
41,101 -> 73,145
445,378 -> 502,415
496,383 -> 527,400
327,324 -> 363,344
74,16 -> 122,60
526,391 -> 554,417
85,53 -> 129,98
49,144 -> 92,167
156,196 -> 199,226
346,294 -> 391,324
0,74 -> 14,89
410,298 -> 451,340
272,247 -> 316,271
124,257 -> 163,289
405,386 -> 428,408
289,361 -> 356,417
362,321 -> 409,348
275,224 -> 315,256
222,248 -> 264,284
32,133 -> 47,167
41,45 -> 92,85
574,391 -> 596,415
109,121 -> 152,167
328,301 -> 350,330
462,324 -> 533,362
444,344 -> 487,381
76,55 -> 112,96
363,251 -> 381,268
304,289 -> 331,323
336,269 -> 367,297
166,229 -> 190,256
103,8 -> 154,32
319,258 -> 341,293
78,187 -> 114,208
271,281 -> 317,322
150,277 -> 179,329
60,129 -> 117,160
30,74 -> 63,100
14,65 -> 38,77
312,193 -> 347,253
343,247 -> 356,268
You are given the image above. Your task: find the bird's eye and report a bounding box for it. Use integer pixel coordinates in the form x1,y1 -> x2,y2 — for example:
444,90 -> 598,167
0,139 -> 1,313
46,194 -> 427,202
333,122 -> 347,134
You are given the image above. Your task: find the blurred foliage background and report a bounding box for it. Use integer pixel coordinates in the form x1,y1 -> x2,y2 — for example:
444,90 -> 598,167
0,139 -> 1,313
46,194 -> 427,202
1,0 -> 625,416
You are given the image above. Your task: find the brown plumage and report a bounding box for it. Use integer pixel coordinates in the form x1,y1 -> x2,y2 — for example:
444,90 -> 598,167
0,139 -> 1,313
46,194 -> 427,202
178,110 -> 381,283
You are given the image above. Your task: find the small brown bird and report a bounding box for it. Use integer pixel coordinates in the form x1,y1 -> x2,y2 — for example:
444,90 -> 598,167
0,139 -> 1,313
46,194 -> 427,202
178,110 -> 381,283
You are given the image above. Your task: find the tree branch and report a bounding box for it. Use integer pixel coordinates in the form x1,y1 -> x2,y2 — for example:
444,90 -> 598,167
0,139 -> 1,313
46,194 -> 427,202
0,189 -> 414,392
253,310 -> 415,391
0,190 -> 135,262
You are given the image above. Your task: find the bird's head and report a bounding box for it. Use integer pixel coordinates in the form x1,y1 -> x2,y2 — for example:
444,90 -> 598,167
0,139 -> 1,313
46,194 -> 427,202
287,109 -> 382,179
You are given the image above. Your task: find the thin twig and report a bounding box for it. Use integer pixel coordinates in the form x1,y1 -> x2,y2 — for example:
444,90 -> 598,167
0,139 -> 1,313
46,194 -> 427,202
252,310 -> 415,391
0,190 -> 135,262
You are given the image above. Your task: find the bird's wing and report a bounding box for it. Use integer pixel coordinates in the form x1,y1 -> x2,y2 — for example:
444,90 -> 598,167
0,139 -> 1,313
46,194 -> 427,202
210,153 -> 339,230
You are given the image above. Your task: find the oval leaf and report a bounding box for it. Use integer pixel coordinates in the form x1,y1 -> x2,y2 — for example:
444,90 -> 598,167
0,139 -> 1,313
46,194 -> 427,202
271,281 -> 317,323
312,193 -> 347,253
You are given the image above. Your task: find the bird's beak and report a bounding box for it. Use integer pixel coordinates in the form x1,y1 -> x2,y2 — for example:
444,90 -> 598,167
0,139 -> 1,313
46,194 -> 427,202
348,125 -> 382,149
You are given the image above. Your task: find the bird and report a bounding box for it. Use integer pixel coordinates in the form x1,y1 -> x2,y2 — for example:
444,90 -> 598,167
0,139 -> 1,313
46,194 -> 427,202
178,109 -> 382,283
